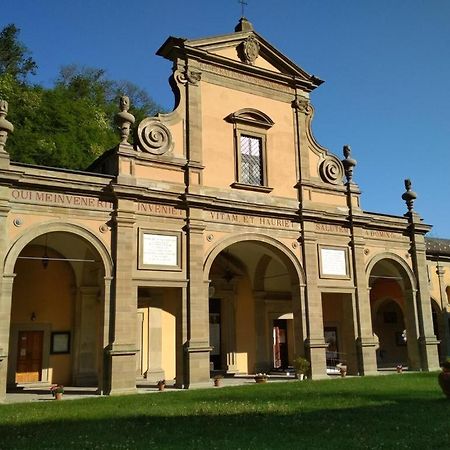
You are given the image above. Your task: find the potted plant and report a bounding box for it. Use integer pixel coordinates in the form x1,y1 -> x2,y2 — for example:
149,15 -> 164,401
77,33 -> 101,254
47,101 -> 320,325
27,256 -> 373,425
157,380 -> 166,391
396,364 -> 403,374
254,373 -> 268,384
50,384 -> 64,400
213,374 -> 223,387
438,357 -> 450,399
293,356 -> 310,380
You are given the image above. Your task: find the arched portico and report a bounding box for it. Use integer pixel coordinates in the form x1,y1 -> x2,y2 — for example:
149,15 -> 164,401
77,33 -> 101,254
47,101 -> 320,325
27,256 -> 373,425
0,222 -> 112,401
367,252 -> 424,370
204,233 -> 306,375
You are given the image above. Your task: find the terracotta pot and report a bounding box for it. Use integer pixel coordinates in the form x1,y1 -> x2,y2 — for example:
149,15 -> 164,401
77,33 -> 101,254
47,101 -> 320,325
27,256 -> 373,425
158,384 -> 165,391
254,377 -> 267,384
214,379 -> 221,387
55,392 -> 63,400
438,370 -> 450,398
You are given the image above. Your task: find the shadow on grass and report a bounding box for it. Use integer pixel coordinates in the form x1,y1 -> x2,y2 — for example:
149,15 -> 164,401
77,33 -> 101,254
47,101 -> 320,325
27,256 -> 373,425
1,396 -> 449,449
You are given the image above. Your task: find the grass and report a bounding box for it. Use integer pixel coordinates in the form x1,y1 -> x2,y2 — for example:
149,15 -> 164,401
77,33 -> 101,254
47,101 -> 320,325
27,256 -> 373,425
0,373 -> 448,449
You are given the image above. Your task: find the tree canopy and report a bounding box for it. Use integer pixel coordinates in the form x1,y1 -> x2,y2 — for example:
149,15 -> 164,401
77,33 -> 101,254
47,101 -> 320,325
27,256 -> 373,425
0,24 -> 163,170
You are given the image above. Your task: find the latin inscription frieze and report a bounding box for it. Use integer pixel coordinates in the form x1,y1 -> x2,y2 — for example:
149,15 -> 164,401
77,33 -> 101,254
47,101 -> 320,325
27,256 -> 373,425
11,189 -> 113,210
315,223 -> 348,234
209,211 -> 293,229
137,202 -> 184,218
365,230 -> 395,239
199,62 -> 291,93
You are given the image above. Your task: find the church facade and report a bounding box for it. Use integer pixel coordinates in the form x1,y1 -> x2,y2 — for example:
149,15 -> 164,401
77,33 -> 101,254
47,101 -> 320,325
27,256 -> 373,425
0,18 -> 449,399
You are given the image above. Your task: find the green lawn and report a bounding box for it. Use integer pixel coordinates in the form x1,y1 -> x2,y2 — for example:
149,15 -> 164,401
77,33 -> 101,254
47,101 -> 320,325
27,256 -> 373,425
0,373 -> 448,449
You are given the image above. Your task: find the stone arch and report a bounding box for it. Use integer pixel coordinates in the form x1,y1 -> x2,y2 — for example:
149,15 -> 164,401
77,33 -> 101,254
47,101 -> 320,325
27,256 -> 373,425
365,252 -> 416,290
3,221 -> 113,277
204,233 -> 305,286
371,296 -> 405,317
4,221 -> 113,390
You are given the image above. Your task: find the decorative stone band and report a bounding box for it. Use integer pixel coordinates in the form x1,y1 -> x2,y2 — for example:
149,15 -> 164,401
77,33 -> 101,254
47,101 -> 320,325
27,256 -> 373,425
319,156 -> 344,185
136,119 -> 174,155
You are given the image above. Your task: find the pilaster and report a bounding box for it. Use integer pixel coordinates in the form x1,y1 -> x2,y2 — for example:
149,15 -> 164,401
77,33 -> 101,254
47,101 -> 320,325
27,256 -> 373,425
351,230 -> 378,375
105,198 -> 137,395
436,262 -> 450,359
408,216 -> 440,370
184,210 -> 211,387
0,186 -> 12,402
302,224 -> 327,379
73,286 -> 100,386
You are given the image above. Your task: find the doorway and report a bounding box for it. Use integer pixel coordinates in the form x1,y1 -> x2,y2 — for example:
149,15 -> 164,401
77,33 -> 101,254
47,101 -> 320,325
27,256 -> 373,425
273,319 -> 288,369
16,330 -> 43,383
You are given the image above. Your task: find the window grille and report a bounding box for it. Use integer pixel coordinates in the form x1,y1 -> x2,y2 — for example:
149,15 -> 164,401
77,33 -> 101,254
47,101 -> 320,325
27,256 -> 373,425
240,135 -> 263,185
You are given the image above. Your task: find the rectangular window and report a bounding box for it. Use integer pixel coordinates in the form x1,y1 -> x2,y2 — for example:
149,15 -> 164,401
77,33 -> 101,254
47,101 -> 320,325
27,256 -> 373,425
240,135 -> 263,186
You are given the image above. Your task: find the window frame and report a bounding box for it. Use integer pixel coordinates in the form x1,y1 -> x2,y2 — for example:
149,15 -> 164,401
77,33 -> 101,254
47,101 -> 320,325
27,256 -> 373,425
227,109 -> 274,193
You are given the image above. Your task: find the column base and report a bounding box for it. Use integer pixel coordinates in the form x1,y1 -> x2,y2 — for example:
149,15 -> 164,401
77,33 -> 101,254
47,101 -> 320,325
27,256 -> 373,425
184,341 -> 212,388
356,337 -> 378,375
419,335 -> 440,371
104,346 -> 137,395
305,338 -> 327,379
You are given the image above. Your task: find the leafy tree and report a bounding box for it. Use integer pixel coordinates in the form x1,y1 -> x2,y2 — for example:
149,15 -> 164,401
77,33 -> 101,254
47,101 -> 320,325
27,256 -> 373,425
0,24 -> 37,82
0,25 -> 164,170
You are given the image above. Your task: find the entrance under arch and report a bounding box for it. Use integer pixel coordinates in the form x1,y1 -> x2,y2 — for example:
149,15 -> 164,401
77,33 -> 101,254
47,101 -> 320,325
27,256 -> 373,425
7,231 -> 106,390
368,257 -> 420,370
207,239 -> 304,375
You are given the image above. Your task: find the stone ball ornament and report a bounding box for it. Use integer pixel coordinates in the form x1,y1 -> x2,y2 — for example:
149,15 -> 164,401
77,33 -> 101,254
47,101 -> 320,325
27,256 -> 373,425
136,119 -> 174,155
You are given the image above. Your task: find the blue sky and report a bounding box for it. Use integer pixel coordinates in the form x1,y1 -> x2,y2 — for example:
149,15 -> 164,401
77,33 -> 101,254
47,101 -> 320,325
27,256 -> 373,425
2,0 -> 450,237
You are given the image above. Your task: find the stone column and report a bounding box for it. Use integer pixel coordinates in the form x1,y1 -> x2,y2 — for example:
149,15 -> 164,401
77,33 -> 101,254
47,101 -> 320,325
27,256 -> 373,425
221,290 -> 238,374
0,185 -> 12,402
184,212 -> 211,387
0,274 -> 14,403
436,262 -> 450,360
402,182 -> 439,370
175,287 -> 187,388
351,232 -> 378,375
404,289 -> 422,370
409,225 -> 440,370
73,287 -> 99,386
292,284 -> 306,359
146,298 -> 165,382
254,293 -> 268,372
302,225 -> 327,379
341,148 -> 378,376
99,276 -> 112,395
105,198 -> 137,395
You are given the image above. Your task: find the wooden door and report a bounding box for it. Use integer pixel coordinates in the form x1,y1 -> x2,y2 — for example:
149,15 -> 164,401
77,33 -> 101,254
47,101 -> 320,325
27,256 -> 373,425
16,330 -> 44,383
273,320 -> 288,369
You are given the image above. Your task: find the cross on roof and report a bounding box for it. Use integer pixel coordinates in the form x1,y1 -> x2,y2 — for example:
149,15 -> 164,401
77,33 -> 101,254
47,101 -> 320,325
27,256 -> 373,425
239,0 -> 248,17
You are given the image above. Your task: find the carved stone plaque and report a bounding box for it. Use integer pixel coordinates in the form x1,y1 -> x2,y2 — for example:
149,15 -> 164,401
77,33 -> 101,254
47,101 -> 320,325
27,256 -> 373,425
142,233 -> 178,266
320,248 -> 348,277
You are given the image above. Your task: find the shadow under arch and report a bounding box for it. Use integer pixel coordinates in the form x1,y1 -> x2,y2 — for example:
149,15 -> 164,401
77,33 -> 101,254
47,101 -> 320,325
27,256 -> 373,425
4,221 -> 114,393
365,252 -> 416,290
3,221 -> 113,277
203,233 -> 305,286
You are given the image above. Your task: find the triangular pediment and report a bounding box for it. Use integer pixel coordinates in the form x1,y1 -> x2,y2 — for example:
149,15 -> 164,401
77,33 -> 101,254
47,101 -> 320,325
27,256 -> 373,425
157,18 -> 323,91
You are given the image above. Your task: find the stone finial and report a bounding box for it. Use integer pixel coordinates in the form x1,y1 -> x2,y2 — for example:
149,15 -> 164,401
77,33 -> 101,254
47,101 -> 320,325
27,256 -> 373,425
0,100 -> 14,153
341,145 -> 356,183
115,95 -> 135,144
401,178 -> 417,213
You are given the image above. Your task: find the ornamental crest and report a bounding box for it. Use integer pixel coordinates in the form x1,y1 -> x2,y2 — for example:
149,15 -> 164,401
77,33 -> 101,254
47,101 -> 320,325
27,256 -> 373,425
239,36 -> 260,65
